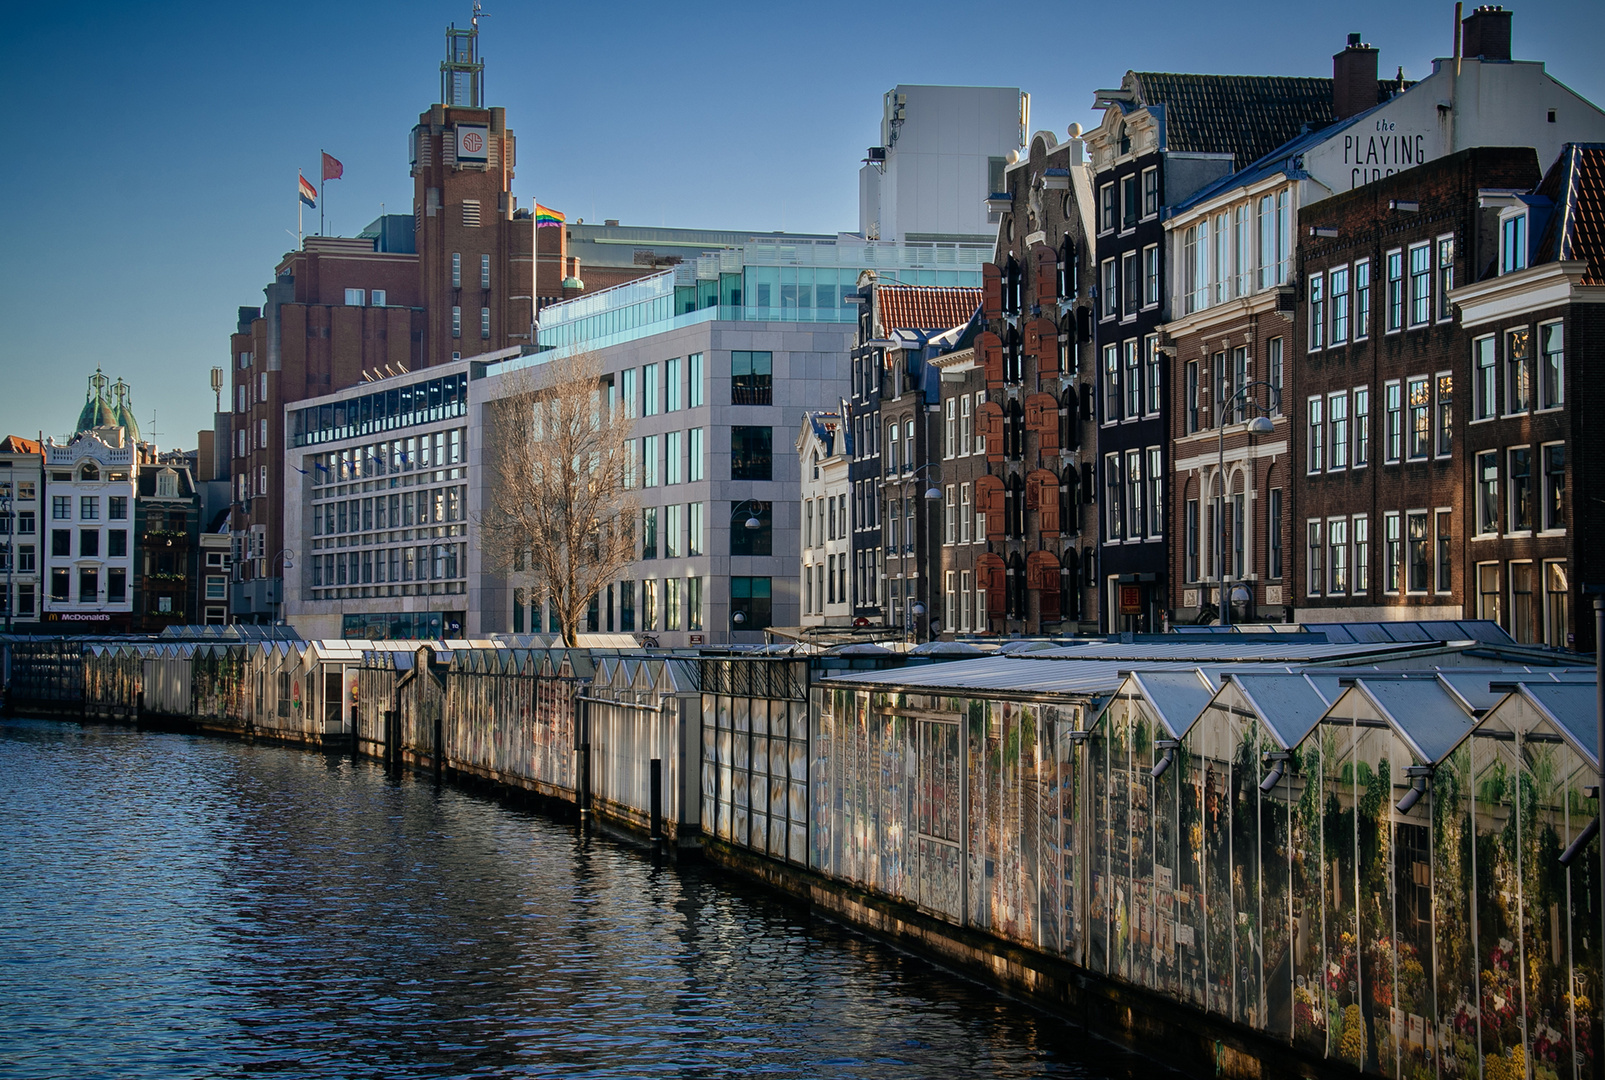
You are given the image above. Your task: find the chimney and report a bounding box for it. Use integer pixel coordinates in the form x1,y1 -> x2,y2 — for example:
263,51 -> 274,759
1333,33 -> 1381,120
1461,5 -> 1512,61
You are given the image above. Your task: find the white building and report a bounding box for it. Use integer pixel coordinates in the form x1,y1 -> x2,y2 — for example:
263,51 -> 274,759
859,85 -> 1028,244
796,411 -> 851,628
41,428 -> 137,632
0,435 -> 44,629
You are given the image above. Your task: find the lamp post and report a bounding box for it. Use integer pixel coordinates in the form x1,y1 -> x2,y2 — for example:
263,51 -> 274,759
899,463 -> 942,644
728,501 -> 764,635
1215,381 -> 1279,629
270,548 -> 295,630
1,487 -> 13,633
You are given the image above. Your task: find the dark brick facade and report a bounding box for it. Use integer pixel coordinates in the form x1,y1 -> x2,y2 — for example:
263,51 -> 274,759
1291,146 -> 1542,622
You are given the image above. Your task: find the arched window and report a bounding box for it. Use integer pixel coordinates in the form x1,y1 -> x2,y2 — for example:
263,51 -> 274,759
1117,121 -> 1131,156
78,462 -> 99,481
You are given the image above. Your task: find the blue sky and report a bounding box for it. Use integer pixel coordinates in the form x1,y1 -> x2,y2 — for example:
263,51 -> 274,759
2,0 -> 1601,449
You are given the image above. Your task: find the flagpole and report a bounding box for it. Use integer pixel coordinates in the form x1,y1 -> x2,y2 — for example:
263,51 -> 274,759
320,150 -> 326,236
298,171 -> 304,249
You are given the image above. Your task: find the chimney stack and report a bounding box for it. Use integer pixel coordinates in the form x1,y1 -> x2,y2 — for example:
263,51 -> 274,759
1461,5 -> 1512,61
1332,33 -> 1380,120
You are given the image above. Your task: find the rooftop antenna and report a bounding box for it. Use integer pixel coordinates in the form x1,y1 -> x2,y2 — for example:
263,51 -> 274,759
210,366 -> 223,413
442,3 -> 486,107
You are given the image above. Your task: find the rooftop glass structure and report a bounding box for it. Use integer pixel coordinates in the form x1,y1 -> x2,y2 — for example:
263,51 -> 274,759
537,238 -> 989,355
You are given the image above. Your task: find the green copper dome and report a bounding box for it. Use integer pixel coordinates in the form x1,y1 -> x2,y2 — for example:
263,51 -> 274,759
75,369 -> 118,434
113,380 -> 140,442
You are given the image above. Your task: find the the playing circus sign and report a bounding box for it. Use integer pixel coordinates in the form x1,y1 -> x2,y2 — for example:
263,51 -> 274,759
456,123 -> 489,163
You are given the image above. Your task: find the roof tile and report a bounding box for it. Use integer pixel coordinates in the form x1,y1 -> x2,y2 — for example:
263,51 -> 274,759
875,285 -> 982,335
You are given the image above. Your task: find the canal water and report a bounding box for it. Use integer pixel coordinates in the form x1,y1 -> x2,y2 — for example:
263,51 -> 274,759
0,719 -> 1174,1079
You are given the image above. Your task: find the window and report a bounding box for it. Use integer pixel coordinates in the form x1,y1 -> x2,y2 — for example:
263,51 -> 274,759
79,496 -> 98,520
1214,212 -> 1231,303
50,567 -> 68,602
620,368 -> 638,418
1354,259 -> 1371,338
78,567 -> 97,603
1407,377 -> 1429,459
1142,244 -> 1159,306
1306,520 -> 1324,596
1098,183 -> 1115,232
640,507 -> 658,559
944,398 -> 956,459
664,430 -> 682,485
372,289 -> 385,307
972,394 -> 983,455
1510,561 -> 1535,643
1500,212 -> 1527,274
1538,322 -> 1563,409
51,529 -> 69,557
480,307 -> 490,339
1385,249 -> 1404,332
1185,361 -> 1200,434
1473,336 -> 1497,419
52,495 -> 69,520
1308,272 -> 1325,349
1476,450 -> 1500,535
1508,446 -> 1533,532
451,252 -> 461,288
1125,449 -> 1144,539
451,306 -> 461,338
1234,205 -> 1251,297
1142,167 -> 1159,216
344,288 -> 365,306
664,357 -> 682,413
1100,259 -> 1117,319
641,579 -> 657,631
1477,563 -> 1501,622
642,435 -> 659,488
688,428 -> 704,481
1103,453 -> 1122,541
1329,265 -> 1350,344
1544,561 -> 1570,647
731,351 -> 772,405
1353,388 -> 1370,467
1121,174 -> 1138,229
1384,512 -> 1402,593
1542,443 -> 1565,531
731,426 -> 772,481
960,484 -> 971,542
1435,236 -> 1454,321
642,363 -> 659,415
1306,396 -> 1324,473
17,511 -> 33,535
1407,511 -> 1429,592
959,396 -> 971,456
687,353 -> 704,408
1122,252 -> 1139,316
1434,509 -> 1453,594
1408,243 -> 1431,326
480,253 -> 491,289
1328,517 -> 1348,594
1185,499 -> 1200,581
688,577 -> 704,631
730,577 -> 771,631
1506,327 -> 1531,413
1102,345 -> 1120,422
1148,447 -> 1163,536
1124,340 -> 1140,417
1328,392 -> 1348,470
1266,489 -> 1283,580
1268,337 -> 1283,414
1353,514 -> 1369,593
1430,373 -> 1452,457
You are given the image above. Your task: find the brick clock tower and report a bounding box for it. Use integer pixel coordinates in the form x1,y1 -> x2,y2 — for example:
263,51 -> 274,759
411,12 -> 534,365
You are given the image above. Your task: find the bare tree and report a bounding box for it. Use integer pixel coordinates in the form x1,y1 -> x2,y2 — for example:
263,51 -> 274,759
481,349 -> 636,646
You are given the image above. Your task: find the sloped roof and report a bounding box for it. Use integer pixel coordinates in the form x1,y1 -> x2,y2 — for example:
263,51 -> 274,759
0,435 -> 42,455
1534,143 -> 1605,284
875,284 -> 982,335
1127,72 -> 1399,170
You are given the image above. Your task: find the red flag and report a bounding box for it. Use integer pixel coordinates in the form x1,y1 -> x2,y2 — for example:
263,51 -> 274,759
322,152 -> 343,182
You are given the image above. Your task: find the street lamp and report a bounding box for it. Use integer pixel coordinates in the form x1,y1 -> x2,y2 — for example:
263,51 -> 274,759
730,499 -> 765,531
270,548 -> 295,630
1215,381 -> 1279,629
907,601 -> 926,648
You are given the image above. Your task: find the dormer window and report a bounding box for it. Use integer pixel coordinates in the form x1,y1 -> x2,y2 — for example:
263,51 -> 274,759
78,462 -> 99,481
1500,211 -> 1528,274
1117,121 -> 1131,156
156,469 -> 178,498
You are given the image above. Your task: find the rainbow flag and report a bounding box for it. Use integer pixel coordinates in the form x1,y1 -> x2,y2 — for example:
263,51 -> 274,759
298,173 -> 317,209
535,203 -> 564,227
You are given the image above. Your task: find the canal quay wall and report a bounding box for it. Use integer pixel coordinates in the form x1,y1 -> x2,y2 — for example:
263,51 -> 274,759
7,633 -> 1601,1080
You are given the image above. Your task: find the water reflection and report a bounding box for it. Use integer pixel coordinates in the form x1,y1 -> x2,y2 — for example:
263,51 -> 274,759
0,719 -> 1170,1078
